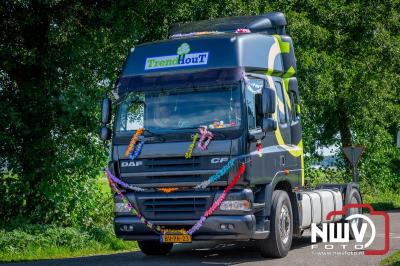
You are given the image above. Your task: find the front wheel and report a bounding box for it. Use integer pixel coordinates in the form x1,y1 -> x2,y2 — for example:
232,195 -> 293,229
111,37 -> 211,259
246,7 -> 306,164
258,190 -> 293,258
138,240 -> 173,256
345,188 -> 362,240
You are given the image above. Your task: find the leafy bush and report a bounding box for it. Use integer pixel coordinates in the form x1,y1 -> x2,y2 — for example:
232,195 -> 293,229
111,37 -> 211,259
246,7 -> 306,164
381,250 -> 400,266
1,172 -> 113,228
0,224 -> 136,262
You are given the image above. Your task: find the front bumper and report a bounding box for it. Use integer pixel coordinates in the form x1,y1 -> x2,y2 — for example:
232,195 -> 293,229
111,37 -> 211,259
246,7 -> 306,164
115,214 -> 259,241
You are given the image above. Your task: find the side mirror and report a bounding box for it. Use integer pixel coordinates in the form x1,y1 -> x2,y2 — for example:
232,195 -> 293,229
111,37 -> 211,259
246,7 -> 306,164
100,126 -> 111,140
262,87 -> 276,114
101,97 -> 112,124
261,117 -> 277,132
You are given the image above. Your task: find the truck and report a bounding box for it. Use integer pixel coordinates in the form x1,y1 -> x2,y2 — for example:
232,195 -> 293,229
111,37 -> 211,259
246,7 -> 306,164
100,12 -> 363,258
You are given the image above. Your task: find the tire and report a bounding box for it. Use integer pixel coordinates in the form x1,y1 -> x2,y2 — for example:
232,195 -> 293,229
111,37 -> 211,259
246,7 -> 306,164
138,240 -> 173,255
258,190 -> 293,258
345,188 -> 362,240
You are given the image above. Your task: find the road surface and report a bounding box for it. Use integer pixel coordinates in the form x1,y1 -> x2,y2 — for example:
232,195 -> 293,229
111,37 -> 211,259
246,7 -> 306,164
5,211 -> 399,266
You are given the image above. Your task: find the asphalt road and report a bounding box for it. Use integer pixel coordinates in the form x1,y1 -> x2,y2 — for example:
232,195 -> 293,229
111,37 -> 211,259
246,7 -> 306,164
6,211 -> 400,266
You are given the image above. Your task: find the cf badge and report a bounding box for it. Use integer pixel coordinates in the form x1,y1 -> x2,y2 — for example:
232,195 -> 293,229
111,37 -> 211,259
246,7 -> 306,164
211,157 -> 229,164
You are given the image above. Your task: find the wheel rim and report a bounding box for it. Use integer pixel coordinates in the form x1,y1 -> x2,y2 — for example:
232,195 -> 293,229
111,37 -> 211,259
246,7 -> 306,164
349,196 -> 360,227
279,204 -> 290,244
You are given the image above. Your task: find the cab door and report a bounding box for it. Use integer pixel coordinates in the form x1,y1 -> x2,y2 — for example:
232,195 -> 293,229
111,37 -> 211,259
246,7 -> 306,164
245,76 -> 275,184
270,76 -> 301,187
244,75 -> 285,183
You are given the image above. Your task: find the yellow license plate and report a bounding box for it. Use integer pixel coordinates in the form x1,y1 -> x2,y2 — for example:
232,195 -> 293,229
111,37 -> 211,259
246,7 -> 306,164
162,234 -> 192,243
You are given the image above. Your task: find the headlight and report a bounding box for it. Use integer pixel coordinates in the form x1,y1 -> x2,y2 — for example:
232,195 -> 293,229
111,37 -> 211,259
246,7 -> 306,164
219,200 -> 250,211
114,203 -> 132,213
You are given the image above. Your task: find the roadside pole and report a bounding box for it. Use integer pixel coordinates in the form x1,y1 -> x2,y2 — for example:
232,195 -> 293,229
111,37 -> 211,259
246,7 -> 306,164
342,145 -> 365,183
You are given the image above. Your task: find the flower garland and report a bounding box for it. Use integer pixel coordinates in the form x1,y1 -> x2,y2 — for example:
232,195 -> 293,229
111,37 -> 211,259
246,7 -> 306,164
107,127 -> 267,242
109,177 -> 188,235
157,187 -> 179,193
105,158 -> 236,192
198,126 -> 214,151
130,136 -> 145,160
194,159 -> 235,189
106,169 -> 146,192
187,163 -> 246,235
109,177 -> 162,233
107,163 -> 246,239
124,128 -> 144,158
185,133 -> 198,159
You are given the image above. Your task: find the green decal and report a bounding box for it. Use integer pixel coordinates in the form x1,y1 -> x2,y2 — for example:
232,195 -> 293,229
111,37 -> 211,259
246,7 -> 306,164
273,35 -> 290,54
282,66 -> 295,78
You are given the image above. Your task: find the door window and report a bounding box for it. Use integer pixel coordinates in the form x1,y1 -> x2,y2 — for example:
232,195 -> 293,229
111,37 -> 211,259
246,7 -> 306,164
245,78 -> 264,130
275,81 -> 287,124
289,91 -> 300,122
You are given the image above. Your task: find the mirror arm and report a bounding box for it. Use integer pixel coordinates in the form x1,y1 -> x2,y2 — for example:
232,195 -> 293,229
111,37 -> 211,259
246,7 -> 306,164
248,130 -> 266,142
260,131 -> 267,140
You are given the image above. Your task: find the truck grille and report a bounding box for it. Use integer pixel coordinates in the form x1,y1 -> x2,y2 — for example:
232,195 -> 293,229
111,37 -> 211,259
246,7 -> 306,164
143,157 -> 200,171
137,175 -> 211,185
119,155 -> 230,186
136,191 -> 214,220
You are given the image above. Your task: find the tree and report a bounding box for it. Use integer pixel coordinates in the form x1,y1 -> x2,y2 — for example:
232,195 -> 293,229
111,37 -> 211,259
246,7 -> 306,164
0,0 -> 142,225
1,0 -> 399,225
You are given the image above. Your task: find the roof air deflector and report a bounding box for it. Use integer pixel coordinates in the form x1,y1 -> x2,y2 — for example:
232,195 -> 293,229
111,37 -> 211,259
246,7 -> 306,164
169,12 -> 286,37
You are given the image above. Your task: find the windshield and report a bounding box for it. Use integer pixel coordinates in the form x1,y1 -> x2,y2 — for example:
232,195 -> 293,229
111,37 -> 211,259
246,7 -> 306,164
116,85 -> 242,132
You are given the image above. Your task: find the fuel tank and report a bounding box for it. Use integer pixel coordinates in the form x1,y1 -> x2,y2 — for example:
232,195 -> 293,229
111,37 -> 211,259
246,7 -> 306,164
299,189 -> 343,228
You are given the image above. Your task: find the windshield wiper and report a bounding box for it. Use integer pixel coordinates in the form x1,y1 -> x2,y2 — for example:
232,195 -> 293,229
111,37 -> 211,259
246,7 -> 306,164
143,129 -> 166,142
116,94 -> 145,106
170,127 -> 226,139
171,126 -> 201,131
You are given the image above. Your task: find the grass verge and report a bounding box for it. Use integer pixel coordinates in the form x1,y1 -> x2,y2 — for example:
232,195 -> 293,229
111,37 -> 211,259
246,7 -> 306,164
0,224 -> 137,263
363,192 -> 400,211
381,250 -> 400,266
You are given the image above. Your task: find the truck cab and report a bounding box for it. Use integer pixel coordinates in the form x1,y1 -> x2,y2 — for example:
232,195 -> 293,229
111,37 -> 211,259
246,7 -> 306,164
101,12 -> 362,258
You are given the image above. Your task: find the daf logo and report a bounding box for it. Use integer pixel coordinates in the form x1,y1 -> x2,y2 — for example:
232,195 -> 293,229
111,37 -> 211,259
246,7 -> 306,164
211,157 -> 229,164
121,161 -> 143,167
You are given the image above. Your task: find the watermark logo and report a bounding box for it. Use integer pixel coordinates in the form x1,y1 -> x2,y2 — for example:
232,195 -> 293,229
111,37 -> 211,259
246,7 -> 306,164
311,204 -> 390,256
145,43 -> 209,70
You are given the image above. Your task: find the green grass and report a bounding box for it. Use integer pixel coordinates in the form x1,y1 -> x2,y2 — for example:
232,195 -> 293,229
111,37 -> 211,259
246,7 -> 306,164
0,224 -> 138,263
381,250 -> 400,266
363,192 -> 400,211
98,175 -> 111,194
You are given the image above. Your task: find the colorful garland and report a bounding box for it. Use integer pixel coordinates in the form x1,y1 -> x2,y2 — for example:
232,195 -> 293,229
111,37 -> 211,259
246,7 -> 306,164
105,158 -> 237,192
187,163 -> 246,235
106,169 -> 146,192
198,126 -> 214,151
185,133 -> 198,159
124,128 -> 144,158
109,178 -> 187,235
107,163 -> 246,239
194,159 -> 235,189
108,127 -> 266,241
157,187 -> 179,193
109,177 -> 162,233
129,136 -> 145,160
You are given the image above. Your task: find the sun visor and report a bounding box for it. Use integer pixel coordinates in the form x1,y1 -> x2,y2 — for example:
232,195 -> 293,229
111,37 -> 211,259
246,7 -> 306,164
116,33 -> 288,95
121,34 -> 283,77
116,68 -> 244,95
